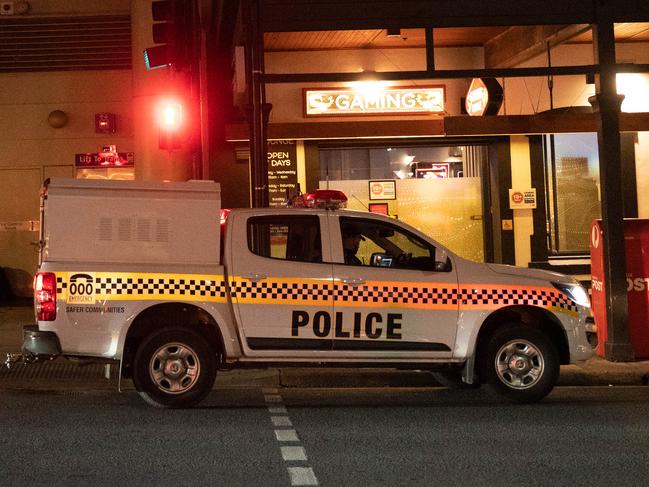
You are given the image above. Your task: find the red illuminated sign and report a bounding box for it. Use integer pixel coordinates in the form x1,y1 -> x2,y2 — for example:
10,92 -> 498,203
75,149 -> 134,168
95,113 -> 116,134
369,203 -> 389,215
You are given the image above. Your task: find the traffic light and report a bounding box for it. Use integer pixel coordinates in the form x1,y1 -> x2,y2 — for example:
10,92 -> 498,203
157,99 -> 184,150
143,0 -> 193,70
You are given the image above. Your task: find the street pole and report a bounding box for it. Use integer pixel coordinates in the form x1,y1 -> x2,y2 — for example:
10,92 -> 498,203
246,0 -> 269,208
591,1 -> 633,361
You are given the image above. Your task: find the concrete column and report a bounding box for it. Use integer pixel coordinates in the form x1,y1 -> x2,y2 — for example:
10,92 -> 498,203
131,0 -> 193,182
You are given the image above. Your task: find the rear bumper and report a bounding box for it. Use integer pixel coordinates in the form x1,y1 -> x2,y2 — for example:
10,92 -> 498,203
22,325 -> 62,359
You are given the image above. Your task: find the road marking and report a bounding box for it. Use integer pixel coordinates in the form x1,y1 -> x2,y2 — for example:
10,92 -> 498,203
288,467 -> 318,486
264,390 -> 319,486
275,429 -> 299,442
272,416 -> 293,427
281,446 -> 307,461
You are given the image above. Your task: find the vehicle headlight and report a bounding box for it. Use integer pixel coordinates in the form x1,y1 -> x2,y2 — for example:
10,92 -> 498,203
552,281 -> 591,308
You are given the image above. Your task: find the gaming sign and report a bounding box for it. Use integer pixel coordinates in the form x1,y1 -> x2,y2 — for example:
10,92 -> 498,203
305,86 -> 445,116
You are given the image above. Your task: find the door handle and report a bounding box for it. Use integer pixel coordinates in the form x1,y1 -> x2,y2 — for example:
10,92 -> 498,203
242,273 -> 267,282
340,277 -> 365,287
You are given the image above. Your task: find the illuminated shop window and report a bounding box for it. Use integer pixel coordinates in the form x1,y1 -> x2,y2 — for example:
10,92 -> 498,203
318,143 -> 487,262
543,133 -> 601,254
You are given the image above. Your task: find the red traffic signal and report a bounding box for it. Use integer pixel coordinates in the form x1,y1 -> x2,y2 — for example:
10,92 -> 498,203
157,100 -> 184,150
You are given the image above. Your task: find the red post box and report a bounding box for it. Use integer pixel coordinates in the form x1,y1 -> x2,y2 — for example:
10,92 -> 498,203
590,219 -> 649,359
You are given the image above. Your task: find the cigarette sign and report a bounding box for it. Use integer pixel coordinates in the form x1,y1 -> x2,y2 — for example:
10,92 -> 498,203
369,180 -> 397,201
509,188 -> 537,209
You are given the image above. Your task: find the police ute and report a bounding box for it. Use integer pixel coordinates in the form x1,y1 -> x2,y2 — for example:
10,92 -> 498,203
13,178 -> 596,408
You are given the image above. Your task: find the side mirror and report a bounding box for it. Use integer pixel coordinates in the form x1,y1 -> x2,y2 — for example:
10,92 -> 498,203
433,257 -> 452,273
370,252 -> 393,267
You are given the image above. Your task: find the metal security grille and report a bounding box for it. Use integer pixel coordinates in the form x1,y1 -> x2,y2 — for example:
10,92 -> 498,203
0,15 -> 131,72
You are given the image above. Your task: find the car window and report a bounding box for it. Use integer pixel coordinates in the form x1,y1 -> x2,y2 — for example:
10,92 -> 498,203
339,217 -> 445,271
248,215 -> 322,263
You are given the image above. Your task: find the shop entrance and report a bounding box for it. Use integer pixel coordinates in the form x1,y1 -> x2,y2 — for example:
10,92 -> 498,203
317,140 -> 491,262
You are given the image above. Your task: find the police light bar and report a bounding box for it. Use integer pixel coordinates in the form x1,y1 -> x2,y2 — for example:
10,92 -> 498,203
303,190 -> 348,209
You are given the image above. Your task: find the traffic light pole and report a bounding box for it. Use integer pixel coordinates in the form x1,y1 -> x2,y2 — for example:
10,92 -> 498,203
591,3 -> 633,361
246,0 -> 269,208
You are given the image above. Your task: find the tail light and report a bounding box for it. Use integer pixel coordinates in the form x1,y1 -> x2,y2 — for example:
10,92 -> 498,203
220,208 -> 231,227
34,272 -> 57,321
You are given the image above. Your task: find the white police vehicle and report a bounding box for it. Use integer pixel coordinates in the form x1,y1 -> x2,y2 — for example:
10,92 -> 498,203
18,178 -> 595,407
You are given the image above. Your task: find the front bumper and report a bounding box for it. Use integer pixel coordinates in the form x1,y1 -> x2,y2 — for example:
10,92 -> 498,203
585,316 -> 598,349
22,325 -> 62,359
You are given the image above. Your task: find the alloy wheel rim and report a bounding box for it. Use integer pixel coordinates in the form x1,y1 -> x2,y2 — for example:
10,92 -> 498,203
494,339 -> 544,390
149,342 -> 201,394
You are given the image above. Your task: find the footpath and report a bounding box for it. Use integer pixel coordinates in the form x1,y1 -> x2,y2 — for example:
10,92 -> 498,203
2,302 -> 649,392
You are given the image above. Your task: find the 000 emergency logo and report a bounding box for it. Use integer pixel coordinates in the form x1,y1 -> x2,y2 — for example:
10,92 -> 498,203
65,273 -> 96,304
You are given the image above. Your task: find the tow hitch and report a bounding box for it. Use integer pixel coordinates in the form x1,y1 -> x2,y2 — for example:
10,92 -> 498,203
4,326 -> 63,369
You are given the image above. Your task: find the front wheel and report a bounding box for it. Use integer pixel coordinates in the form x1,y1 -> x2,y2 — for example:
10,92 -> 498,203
480,325 -> 559,403
132,327 -> 217,408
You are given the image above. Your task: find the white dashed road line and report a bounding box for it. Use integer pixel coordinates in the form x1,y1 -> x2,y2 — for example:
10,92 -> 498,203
263,388 -> 319,486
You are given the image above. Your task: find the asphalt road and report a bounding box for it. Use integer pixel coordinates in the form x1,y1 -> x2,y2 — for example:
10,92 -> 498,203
1,386 -> 649,486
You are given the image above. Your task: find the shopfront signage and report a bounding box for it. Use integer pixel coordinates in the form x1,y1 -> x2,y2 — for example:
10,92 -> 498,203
509,188 -> 537,209
0,221 -> 38,232
267,140 -> 298,207
75,145 -> 134,168
369,180 -> 397,200
305,86 -> 445,116
465,78 -> 504,116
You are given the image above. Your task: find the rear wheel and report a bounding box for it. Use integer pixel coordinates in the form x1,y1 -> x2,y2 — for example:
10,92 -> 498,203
133,327 -> 217,408
480,325 -> 559,403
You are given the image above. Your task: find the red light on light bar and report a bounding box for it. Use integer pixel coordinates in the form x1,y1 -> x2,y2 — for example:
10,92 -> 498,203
303,190 -> 348,209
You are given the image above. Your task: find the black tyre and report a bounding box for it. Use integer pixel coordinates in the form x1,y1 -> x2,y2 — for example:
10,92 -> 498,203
132,327 -> 217,408
431,371 -> 480,389
479,325 -> 559,403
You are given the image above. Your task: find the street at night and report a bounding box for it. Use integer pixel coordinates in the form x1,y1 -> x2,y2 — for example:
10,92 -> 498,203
1,385 -> 649,486
2,1 -> 649,486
